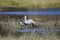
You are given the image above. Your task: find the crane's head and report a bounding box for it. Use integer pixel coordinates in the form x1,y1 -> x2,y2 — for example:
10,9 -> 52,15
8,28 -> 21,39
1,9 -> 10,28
24,16 -> 27,21
24,16 -> 27,19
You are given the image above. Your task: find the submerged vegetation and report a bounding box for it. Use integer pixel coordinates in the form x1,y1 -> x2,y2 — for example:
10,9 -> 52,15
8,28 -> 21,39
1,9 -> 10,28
0,0 -> 60,8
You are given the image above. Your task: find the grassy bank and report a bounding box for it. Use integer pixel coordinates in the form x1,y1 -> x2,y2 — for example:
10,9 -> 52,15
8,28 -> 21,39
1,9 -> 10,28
0,0 -> 60,8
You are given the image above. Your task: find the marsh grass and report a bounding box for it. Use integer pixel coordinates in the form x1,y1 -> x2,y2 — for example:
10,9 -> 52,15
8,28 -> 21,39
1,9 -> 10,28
0,15 -> 60,40
0,32 -> 60,40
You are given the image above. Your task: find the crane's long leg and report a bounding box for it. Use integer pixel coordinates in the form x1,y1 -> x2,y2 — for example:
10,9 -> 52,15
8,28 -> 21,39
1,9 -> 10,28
31,23 -> 36,28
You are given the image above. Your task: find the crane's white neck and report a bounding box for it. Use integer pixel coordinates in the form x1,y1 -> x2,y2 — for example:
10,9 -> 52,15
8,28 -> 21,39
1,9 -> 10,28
24,16 -> 27,21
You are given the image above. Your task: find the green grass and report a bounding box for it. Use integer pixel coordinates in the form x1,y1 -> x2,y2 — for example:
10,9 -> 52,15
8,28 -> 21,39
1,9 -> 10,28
0,0 -> 60,8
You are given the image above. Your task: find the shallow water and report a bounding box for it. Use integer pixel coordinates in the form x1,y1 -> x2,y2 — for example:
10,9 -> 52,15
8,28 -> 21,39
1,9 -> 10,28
16,28 -> 60,34
0,11 -> 60,15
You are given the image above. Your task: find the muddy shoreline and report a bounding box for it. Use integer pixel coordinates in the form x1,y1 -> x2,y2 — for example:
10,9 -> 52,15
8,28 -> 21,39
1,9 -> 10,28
0,7 -> 60,11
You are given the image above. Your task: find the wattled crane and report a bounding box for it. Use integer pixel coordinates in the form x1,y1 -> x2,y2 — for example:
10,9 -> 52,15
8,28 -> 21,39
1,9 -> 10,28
19,16 -> 36,28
